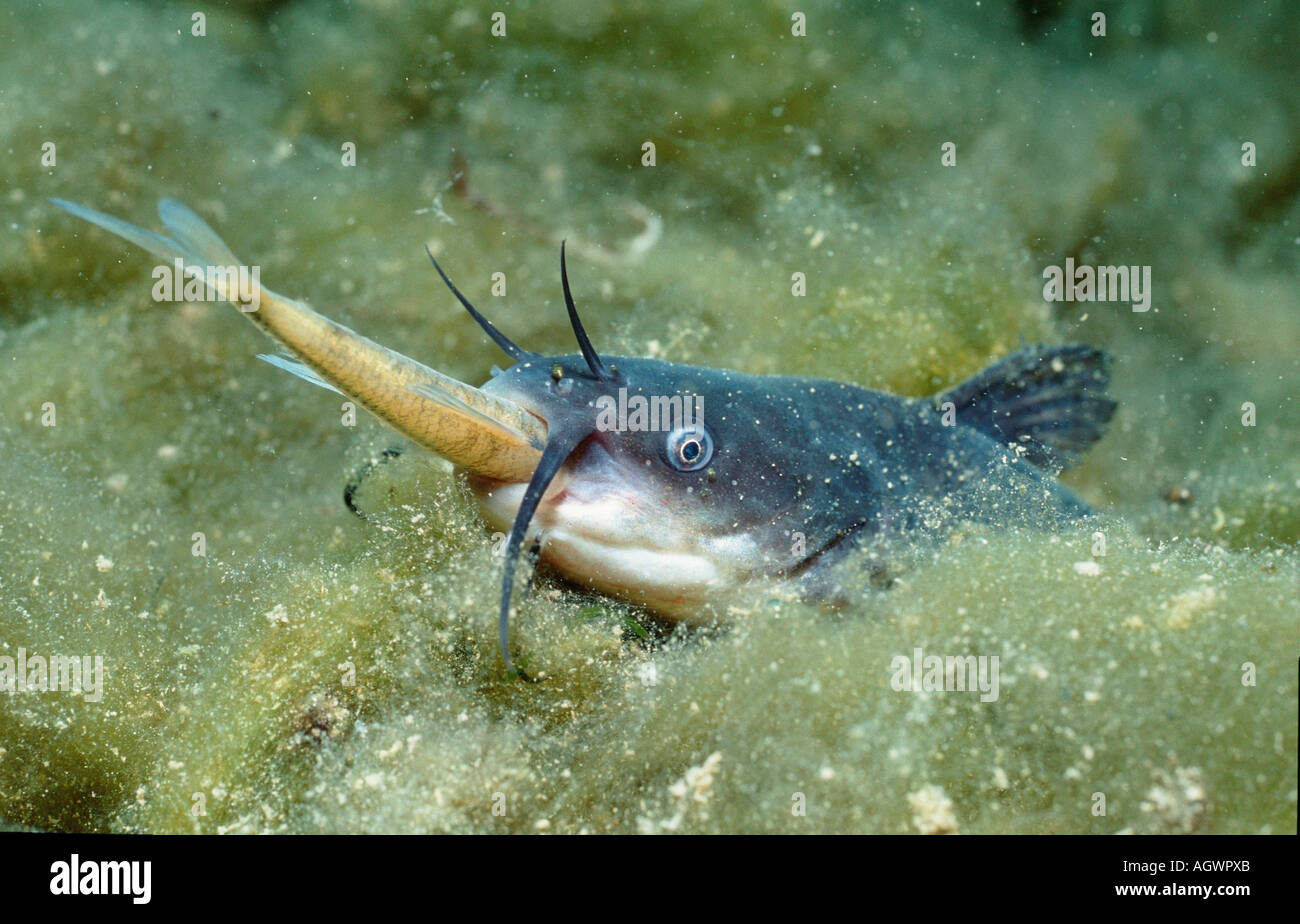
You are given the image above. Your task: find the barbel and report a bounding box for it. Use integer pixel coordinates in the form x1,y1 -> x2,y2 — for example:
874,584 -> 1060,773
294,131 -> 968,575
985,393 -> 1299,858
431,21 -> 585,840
53,198 -> 1116,677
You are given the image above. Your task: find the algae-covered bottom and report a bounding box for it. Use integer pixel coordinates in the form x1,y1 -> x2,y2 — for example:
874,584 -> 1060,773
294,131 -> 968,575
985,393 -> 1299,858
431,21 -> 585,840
1,0 -> 1297,832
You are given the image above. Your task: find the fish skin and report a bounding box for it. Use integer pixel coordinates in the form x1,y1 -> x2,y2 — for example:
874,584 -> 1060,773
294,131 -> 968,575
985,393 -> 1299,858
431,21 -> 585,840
50,197 -> 546,483
471,346 -> 1115,615
52,196 -> 1117,651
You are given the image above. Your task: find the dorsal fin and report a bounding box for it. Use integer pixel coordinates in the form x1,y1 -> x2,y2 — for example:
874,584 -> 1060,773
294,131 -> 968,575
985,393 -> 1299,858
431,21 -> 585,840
935,344 -> 1116,472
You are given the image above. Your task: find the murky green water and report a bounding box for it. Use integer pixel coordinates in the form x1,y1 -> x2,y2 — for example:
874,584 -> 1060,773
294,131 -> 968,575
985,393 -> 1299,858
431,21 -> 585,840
1,0 -> 1295,832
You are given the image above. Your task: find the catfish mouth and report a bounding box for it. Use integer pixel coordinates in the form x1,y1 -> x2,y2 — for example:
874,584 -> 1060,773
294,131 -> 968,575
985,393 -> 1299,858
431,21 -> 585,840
463,428 -> 754,614
54,196 -> 673,674
462,430 -> 631,535
420,239 -> 734,671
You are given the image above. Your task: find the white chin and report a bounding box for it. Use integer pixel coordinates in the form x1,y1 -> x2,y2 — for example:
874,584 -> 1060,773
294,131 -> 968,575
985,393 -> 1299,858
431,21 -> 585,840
467,478 -> 749,618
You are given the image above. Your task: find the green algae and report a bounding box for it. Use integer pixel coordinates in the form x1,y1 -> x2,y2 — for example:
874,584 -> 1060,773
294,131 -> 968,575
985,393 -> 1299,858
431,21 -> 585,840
1,0 -> 1296,833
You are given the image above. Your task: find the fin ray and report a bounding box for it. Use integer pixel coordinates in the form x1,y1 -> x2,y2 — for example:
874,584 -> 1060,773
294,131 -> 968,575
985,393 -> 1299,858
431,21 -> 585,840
257,353 -> 345,395
52,197 -> 247,302
936,344 -> 1116,472
157,198 -> 241,267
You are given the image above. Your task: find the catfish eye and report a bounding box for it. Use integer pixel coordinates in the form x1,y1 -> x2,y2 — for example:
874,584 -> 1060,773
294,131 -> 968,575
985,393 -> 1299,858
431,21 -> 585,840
665,425 -> 714,472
